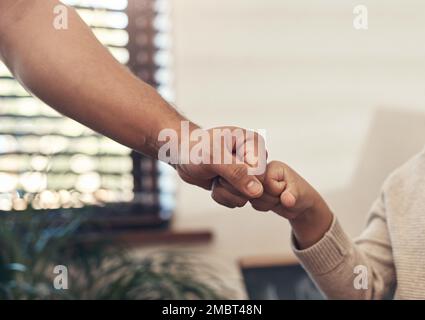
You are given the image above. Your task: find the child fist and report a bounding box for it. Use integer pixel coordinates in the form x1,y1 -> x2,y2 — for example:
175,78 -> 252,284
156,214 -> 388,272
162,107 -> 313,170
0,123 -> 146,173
212,161 -> 333,249
248,161 -> 318,221
212,160 -> 320,220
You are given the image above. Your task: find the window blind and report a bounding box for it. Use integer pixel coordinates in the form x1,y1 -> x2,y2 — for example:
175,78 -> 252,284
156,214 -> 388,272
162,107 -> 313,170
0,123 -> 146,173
0,0 -> 175,218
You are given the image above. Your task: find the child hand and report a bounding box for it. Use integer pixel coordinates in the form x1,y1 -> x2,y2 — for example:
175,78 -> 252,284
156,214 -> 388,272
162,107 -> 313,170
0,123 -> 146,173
212,161 -> 333,249
212,161 -> 319,221
249,161 -> 318,221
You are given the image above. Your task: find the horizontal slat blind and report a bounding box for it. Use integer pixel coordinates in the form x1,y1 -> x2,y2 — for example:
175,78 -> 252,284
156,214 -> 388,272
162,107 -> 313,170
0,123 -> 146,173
0,0 -> 176,215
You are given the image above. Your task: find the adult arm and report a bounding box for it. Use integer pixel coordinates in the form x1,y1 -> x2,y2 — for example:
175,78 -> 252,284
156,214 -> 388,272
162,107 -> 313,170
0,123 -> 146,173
0,0 -> 265,198
0,0 -> 182,157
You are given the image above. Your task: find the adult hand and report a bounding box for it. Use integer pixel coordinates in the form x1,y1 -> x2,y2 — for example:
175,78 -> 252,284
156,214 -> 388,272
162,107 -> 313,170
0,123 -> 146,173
175,126 -> 267,205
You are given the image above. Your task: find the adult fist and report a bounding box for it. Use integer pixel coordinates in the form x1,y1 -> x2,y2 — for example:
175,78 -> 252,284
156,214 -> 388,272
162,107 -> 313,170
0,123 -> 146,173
173,126 -> 267,202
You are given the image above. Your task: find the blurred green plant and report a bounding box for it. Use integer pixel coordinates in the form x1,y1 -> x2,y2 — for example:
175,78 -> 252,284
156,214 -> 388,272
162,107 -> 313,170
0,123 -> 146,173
0,211 -> 230,300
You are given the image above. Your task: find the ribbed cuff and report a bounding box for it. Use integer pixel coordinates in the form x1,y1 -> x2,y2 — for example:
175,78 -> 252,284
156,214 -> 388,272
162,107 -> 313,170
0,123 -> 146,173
291,216 -> 352,275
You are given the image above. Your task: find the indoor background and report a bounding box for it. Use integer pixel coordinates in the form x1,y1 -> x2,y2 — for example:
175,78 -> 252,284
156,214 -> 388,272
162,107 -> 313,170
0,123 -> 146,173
169,0 -> 425,297
1,0 -> 425,299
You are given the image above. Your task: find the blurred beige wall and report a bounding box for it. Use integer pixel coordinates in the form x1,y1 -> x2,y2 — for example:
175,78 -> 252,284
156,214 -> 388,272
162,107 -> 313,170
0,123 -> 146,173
167,0 -> 425,269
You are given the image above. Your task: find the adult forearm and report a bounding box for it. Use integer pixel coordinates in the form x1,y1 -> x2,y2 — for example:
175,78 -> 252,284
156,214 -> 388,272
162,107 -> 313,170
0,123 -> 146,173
0,0 -> 190,158
0,0 -> 267,199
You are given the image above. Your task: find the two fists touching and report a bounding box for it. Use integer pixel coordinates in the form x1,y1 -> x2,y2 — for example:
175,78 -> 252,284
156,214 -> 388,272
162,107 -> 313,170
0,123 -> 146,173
212,160 -> 318,221
212,160 -> 334,249
173,126 -> 321,223
173,126 -> 333,249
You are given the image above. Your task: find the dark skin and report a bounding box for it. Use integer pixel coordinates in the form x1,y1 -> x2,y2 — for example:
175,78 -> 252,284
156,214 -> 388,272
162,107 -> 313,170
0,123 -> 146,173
0,0 -> 331,249
213,161 -> 334,249
0,0 -> 266,202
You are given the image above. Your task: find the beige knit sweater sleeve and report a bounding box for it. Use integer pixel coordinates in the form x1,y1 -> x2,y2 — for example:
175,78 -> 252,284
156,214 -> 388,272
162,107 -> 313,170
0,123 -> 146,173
292,191 -> 396,299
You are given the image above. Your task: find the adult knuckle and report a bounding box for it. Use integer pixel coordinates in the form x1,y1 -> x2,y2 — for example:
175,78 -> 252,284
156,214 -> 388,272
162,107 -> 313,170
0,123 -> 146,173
251,200 -> 269,212
230,165 -> 247,181
211,190 -> 221,203
236,198 -> 248,207
211,189 -> 236,208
